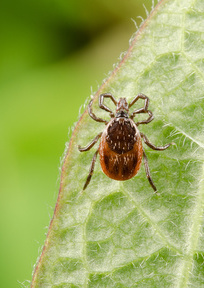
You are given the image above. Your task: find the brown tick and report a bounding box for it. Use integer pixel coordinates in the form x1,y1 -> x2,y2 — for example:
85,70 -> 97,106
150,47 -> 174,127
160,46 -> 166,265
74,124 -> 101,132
78,93 -> 171,192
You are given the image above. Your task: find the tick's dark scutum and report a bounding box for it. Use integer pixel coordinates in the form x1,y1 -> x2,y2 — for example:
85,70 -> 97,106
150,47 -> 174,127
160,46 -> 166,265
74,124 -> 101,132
106,118 -> 137,154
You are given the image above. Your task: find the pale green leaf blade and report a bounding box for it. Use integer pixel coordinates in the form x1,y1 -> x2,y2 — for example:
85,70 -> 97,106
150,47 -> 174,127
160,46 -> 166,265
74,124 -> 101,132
31,0 -> 204,287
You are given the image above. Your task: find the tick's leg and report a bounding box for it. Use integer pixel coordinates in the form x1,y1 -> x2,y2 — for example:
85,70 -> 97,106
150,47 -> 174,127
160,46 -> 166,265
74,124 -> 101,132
129,93 -> 149,119
99,93 -> 117,118
88,99 -> 108,124
135,110 -> 154,126
141,133 -> 171,150
143,149 -> 157,192
83,149 -> 99,190
78,132 -> 102,152
129,93 -> 149,109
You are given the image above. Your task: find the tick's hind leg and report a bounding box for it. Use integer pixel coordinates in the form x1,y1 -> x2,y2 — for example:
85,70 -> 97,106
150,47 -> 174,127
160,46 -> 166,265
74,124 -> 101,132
83,149 -> 99,190
78,132 -> 102,152
143,149 -> 157,192
141,133 -> 171,150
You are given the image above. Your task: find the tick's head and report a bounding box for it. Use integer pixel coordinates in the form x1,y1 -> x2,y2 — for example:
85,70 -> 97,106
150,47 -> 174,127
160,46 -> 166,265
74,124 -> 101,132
116,98 -> 129,118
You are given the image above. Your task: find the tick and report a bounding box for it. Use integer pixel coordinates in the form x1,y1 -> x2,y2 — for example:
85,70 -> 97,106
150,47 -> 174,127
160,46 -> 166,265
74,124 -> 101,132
78,93 -> 171,192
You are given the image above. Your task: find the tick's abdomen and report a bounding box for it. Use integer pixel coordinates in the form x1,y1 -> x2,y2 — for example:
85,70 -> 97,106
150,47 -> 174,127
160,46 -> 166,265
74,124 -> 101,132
99,118 -> 143,180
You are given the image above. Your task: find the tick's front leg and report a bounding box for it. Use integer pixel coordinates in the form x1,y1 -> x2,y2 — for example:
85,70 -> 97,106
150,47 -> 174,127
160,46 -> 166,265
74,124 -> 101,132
88,99 -> 108,124
99,93 -> 117,118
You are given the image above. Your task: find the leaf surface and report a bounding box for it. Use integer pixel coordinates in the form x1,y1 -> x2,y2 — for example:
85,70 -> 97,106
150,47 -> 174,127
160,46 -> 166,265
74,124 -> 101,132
31,0 -> 204,287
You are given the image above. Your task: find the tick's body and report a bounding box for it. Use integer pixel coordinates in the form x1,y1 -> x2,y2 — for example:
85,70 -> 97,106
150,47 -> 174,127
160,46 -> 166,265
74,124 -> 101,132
99,117 -> 143,180
78,93 -> 171,192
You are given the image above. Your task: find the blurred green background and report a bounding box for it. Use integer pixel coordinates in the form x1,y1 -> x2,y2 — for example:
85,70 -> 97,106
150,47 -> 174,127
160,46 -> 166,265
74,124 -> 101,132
0,0 -> 153,287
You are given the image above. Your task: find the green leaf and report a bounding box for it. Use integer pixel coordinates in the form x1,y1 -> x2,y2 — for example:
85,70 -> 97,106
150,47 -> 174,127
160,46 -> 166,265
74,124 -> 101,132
31,0 -> 204,287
